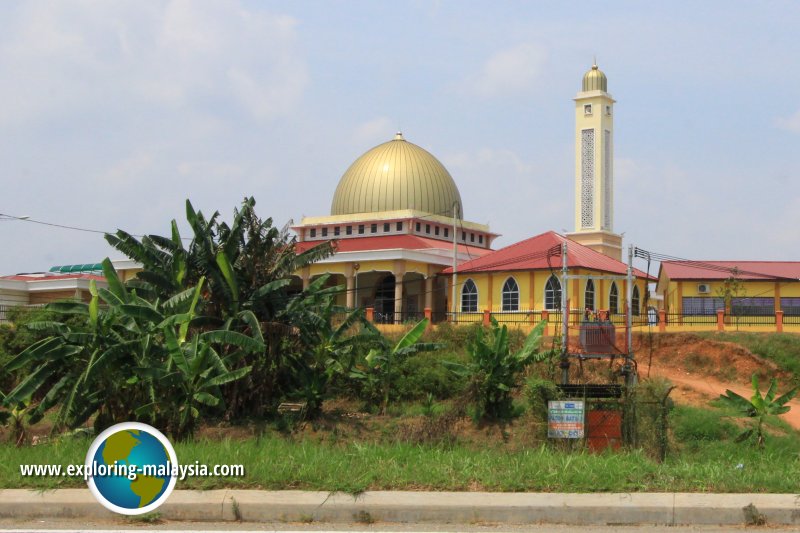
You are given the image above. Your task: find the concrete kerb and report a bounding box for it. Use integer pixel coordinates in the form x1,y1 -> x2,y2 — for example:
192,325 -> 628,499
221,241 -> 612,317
1,489 -> 799,526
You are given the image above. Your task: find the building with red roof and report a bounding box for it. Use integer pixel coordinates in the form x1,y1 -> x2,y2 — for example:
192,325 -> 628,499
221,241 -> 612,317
439,231 -> 653,317
656,261 -> 800,317
0,270 -> 109,320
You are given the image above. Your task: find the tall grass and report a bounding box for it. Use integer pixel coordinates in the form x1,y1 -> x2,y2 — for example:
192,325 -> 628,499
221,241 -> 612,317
2,425 -> 799,493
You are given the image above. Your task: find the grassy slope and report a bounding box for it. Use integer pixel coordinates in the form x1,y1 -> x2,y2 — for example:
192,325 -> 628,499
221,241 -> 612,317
2,404 -> 798,493
695,332 -> 800,383
2,327 -> 799,493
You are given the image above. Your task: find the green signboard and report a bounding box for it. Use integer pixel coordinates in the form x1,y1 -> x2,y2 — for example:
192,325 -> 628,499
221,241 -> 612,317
547,400 -> 585,439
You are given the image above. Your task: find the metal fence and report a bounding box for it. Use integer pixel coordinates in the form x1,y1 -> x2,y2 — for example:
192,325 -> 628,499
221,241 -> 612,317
0,304 -> 46,323
373,310 -> 425,324
446,312 -> 484,324
784,314 -> 800,325
728,314 -> 776,326
665,313 -> 716,325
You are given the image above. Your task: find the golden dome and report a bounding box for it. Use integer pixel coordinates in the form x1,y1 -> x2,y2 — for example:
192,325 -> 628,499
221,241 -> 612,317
331,132 -> 464,217
582,63 -> 608,92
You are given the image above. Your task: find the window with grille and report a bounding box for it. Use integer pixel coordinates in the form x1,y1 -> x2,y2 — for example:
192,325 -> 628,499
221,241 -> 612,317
782,297 -> 800,316
632,286 -> 640,316
609,282 -> 619,314
581,129 -> 595,228
396,221 -> 403,231
461,279 -> 478,312
682,297 -> 724,315
383,222 -> 390,232
545,275 -> 561,311
603,129 -> 612,230
501,278 -> 519,311
585,279 -> 595,311
731,297 -> 775,316
309,228 -> 316,238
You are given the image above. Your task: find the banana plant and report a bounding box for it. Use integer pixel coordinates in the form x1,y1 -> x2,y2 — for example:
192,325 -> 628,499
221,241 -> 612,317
350,319 -> 440,415
719,374 -> 798,448
445,318 -> 548,420
2,259 -> 262,439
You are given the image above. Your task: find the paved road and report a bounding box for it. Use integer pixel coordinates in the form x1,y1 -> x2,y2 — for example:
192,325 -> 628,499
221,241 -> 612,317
0,520 -> 797,532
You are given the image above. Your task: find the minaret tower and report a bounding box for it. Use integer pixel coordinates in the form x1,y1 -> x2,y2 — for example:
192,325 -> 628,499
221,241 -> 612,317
566,62 -> 622,261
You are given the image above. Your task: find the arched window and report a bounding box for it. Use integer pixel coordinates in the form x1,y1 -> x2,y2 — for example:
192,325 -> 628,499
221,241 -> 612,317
461,279 -> 478,313
632,285 -> 641,316
585,279 -> 595,311
609,282 -> 619,314
501,277 -> 519,311
545,275 -> 562,311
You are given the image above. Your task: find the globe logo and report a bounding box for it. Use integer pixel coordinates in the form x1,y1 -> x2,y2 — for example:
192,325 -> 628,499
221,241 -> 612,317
85,422 -> 178,515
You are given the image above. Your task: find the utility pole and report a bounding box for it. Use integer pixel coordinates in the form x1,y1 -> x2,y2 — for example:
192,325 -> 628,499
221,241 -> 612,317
560,241 -> 569,385
451,201 -> 458,315
625,244 -> 635,387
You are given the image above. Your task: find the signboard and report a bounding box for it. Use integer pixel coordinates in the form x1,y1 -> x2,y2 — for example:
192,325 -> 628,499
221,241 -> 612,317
547,400 -> 585,439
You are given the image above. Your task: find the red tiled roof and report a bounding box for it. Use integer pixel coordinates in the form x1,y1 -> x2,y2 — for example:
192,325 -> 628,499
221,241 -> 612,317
0,273 -> 106,281
660,261 -> 800,281
296,235 -> 492,256
441,231 -> 653,279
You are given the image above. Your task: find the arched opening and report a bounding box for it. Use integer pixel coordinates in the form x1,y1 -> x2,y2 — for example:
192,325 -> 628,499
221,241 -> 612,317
585,279 -> 595,311
501,277 -> 519,311
609,282 -> 619,314
374,274 -> 396,323
632,285 -> 641,316
545,275 -> 562,311
461,279 -> 478,313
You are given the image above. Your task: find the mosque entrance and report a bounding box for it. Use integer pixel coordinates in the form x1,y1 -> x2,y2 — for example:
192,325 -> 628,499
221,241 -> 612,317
374,274 -> 396,323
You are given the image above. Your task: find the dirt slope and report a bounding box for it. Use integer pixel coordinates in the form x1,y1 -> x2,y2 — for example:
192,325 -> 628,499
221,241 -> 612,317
635,333 -> 800,429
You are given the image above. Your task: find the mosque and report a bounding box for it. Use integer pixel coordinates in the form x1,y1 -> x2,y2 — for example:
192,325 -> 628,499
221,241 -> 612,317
292,63 -> 652,323
4,63 -> 796,329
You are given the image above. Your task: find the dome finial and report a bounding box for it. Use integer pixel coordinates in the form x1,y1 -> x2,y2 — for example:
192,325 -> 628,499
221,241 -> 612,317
394,131 -> 404,141
592,55 -> 597,69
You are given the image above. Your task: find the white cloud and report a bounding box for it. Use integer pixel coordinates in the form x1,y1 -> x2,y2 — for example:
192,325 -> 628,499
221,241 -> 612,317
0,0 -> 308,125
468,43 -> 547,98
352,117 -> 395,147
775,109 -> 800,133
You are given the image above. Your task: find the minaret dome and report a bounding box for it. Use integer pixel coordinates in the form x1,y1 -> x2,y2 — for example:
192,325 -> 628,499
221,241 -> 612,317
582,63 -> 608,92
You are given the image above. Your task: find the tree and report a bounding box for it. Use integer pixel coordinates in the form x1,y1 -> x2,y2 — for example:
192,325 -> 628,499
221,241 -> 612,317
719,374 -> 798,448
104,197 -> 337,418
715,267 -> 745,318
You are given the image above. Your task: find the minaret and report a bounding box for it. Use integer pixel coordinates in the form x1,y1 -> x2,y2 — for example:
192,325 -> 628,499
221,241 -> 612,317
566,62 -> 622,261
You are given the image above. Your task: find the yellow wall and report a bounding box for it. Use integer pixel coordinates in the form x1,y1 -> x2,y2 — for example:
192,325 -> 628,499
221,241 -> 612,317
658,276 -> 800,313
457,269 -> 647,313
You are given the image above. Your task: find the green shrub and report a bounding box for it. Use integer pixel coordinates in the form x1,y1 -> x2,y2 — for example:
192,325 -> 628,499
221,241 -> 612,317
672,405 -> 737,442
524,377 -> 560,421
394,353 -> 467,401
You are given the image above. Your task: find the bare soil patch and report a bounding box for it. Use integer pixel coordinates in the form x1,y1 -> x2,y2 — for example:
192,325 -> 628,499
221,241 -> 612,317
633,333 -> 800,429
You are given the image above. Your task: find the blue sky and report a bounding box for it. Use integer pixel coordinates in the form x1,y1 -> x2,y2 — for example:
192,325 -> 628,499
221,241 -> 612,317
1,1 -> 799,274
